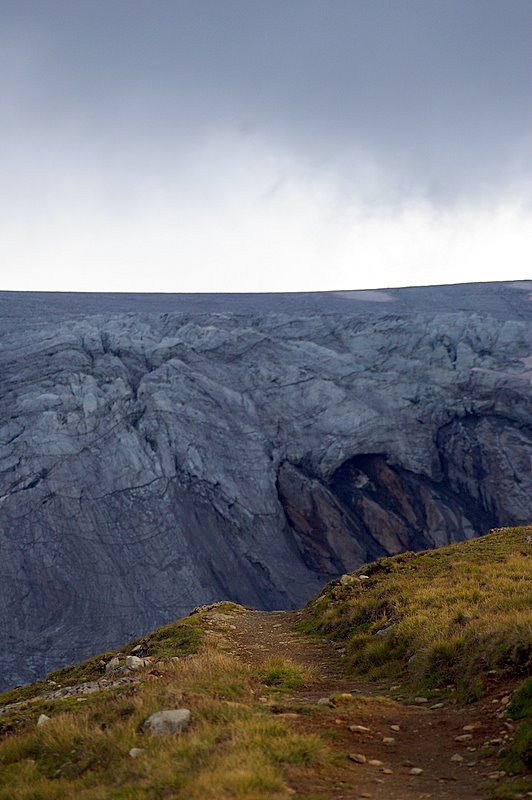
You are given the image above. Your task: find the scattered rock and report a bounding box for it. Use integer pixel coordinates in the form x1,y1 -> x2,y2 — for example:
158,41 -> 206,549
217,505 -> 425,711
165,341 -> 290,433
358,575 -> 370,581
340,574 -> 356,585
455,734 -> 473,742
129,747 -> 145,758
414,696 -> 428,704
37,714 -> 50,726
209,612 -> 234,623
383,737 -> 395,745
348,753 -> 367,763
368,759 -> 383,767
316,697 -> 330,705
451,753 -> 464,762
430,702 -> 445,709
462,723 -> 480,731
390,724 -> 400,732
349,724 -> 371,734
130,644 -> 143,654
410,767 -> 423,775
381,768 -> 393,774
125,655 -> 145,670
142,708 -> 191,735
105,657 -> 121,673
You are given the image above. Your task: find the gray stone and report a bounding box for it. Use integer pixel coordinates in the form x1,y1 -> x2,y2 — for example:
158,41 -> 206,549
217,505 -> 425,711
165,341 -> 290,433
37,713 -> 51,726
142,708 -> 191,735
348,752 -> 367,763
105,657 -> 121,673
129,747 -> 145,758
0,282 -> 531,691
340,574 -> 356,585
125,655 -> 145,670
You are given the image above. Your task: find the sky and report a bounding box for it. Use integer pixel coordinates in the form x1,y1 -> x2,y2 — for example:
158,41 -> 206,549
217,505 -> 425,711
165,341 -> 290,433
1,0 -> 531,293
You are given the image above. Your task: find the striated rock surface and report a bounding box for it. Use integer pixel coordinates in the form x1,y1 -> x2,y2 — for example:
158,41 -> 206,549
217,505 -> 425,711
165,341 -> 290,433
0,282 -> 531,690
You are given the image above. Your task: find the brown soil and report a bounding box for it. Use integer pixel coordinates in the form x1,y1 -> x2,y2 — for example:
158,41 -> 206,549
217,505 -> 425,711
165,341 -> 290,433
214,607 -> 521,800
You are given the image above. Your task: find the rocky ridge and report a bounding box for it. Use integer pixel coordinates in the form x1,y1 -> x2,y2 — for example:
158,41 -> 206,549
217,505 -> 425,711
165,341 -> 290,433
0,282 -> 531,690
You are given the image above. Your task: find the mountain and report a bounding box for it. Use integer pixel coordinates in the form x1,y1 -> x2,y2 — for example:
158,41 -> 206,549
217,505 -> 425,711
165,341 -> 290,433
0,282 -> 531,690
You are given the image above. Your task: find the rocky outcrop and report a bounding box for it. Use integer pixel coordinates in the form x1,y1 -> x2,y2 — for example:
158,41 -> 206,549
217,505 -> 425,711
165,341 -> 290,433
0,283 -> 530,690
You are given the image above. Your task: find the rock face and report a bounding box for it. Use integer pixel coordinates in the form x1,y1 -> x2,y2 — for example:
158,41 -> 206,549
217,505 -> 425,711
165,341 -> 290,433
0,283 -> 531,691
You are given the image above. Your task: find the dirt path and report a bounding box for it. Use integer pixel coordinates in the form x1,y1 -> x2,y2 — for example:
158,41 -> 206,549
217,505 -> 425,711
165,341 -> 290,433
211,607 -> 514,800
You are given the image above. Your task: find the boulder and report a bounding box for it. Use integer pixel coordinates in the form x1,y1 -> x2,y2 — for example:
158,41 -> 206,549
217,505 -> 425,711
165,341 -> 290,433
105,657 -> 121,673
142,708 -> 191,735
125,655 -> 145,670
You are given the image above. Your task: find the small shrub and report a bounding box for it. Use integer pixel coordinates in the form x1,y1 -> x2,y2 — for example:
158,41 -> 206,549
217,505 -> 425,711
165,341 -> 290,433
261,658 -> 307,690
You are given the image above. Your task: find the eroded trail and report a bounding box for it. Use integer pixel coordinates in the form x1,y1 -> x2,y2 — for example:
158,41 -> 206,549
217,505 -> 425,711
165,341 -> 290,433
210,607 -> 511,800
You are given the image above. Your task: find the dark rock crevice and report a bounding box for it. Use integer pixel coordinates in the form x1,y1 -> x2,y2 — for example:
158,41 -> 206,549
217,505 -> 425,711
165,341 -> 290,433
277,412 -> 532,576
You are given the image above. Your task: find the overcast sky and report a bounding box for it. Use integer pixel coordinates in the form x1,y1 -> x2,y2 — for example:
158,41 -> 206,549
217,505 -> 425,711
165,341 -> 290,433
1,0 -> 531,292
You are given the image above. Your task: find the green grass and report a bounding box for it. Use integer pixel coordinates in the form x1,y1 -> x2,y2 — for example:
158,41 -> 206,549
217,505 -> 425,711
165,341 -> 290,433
300,526 -> 532,693
260,659 -> 309,691
500,677 -> 532,776
485,777 -> 532,800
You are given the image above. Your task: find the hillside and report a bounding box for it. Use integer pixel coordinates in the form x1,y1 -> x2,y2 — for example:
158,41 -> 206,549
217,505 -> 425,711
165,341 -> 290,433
1,526 -> 530,800
1,281 -> 531,691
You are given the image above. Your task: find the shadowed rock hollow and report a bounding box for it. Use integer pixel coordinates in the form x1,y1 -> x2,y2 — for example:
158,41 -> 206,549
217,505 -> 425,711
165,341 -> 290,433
0,282 -> 531,690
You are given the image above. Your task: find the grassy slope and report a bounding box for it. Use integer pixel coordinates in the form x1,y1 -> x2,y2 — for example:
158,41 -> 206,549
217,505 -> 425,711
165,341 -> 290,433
301,527 -> 531,691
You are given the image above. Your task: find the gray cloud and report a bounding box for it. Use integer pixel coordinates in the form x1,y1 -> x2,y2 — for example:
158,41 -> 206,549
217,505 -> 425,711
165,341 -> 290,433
2,0 -> 531,204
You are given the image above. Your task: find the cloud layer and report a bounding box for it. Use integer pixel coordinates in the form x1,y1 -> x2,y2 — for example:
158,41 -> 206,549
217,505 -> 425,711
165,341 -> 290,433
2,1 -> 531,291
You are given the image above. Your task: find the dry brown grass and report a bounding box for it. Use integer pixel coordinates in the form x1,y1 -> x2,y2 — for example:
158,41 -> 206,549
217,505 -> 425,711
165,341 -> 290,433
0,641 -> 329,799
